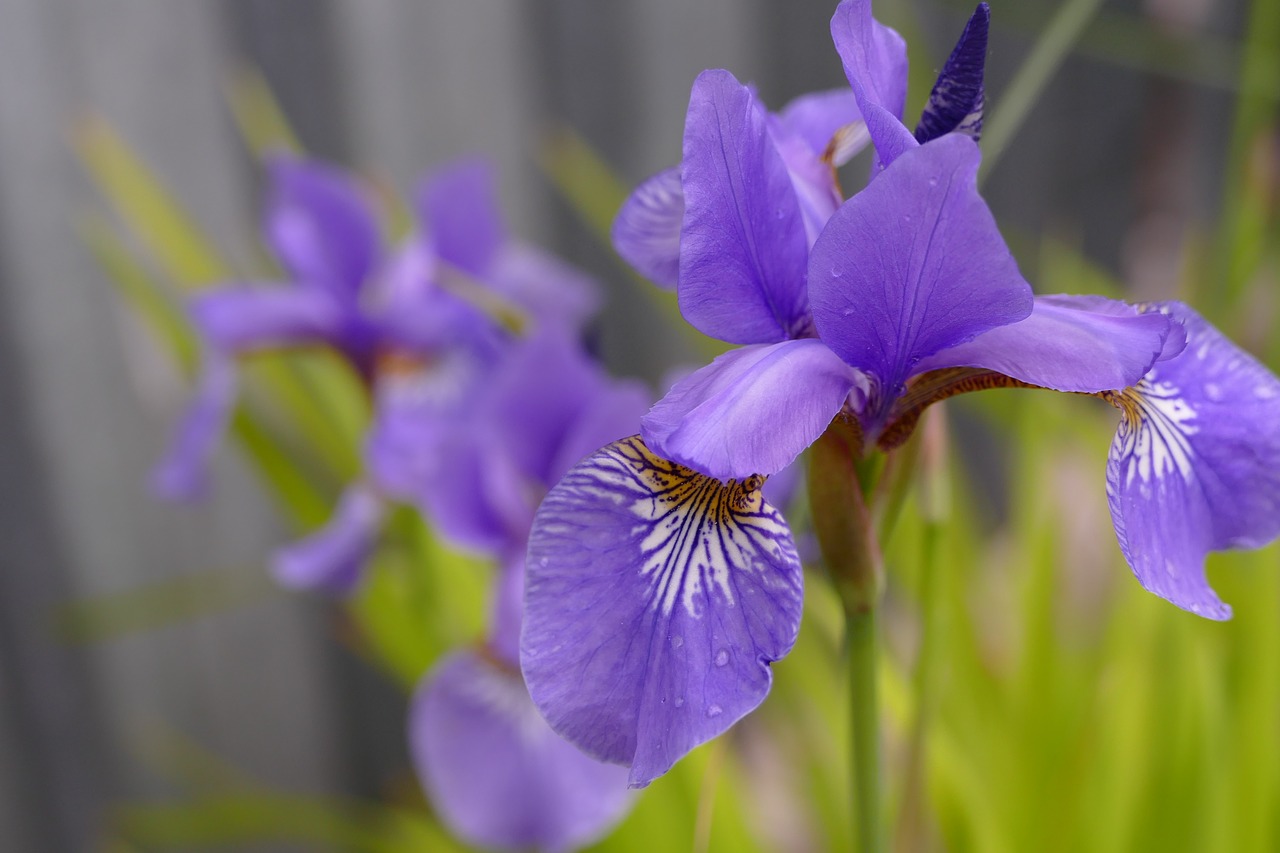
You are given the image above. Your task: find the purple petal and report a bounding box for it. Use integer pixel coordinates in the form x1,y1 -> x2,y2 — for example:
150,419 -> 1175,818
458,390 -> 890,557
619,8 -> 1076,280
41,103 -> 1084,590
417,157 -> 507,278
189,287 -> 351,353
809,134 -> 1033,429
830,0 -> 914,167
264,156 -> 379,296
487,243 -> 601,330
612,167 -> 684,289
642,340 -> 862,480
777,88 -> 865,164
918,294 -> 1176,392
488,554 -> 527,665
914,4 -> 989,144
678,69 -> 812,344
1105,302 -> 1280,619
150,355 -> 238,501
522,436 -> 804,787
272,485 -> 385,595
410,651 -> 632,852
550,379 -> 653,486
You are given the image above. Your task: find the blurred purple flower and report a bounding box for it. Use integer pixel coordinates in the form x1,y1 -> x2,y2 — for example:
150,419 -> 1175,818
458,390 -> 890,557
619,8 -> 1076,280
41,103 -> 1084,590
519,0 -> 1270,790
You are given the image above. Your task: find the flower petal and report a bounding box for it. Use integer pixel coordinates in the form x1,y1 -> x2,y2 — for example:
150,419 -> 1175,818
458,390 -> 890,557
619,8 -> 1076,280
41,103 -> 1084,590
522,436 -> 804,787
612,167 -> 684,289
678,69 -> 812,344
189,286 -> 353,353
642,339 -> 862,480
1105,303 -> 1280,619
264,156 -> 379,295
417,157 -> 507,278
777,88 -> 865,164
918,294 -> 1176,392
150,355 -> 238,501
830,0 -> 914,168
272,485 -> 385,595
809,134 -> 1032,429
487,243 -> 600,330
914,3 -> 989,144
410,650 -> 632,852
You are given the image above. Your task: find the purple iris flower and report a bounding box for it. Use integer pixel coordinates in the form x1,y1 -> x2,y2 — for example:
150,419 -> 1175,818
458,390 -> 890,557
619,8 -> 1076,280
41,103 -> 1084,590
519,0 -> 1280,789
153,155 -> 594,594
409,331 -> 648,851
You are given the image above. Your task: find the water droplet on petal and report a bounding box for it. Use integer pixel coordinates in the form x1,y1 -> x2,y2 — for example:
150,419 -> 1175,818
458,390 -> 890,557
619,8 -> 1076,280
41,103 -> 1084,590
714,649 -> 729,667
671,635 -> 684,649
706,704 -> 723,718
1204,383 -> 1222,401
927,176 -> 939,187
539,556 -> 549,567
674,696 -> 685,708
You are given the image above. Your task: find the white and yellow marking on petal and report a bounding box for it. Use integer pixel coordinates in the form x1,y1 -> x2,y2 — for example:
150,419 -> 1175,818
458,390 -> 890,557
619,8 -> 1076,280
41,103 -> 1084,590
1104,376 -> 1199,487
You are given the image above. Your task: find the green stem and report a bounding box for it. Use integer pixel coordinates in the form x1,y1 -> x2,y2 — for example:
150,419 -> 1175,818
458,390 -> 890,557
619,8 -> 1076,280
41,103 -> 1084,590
848,607 -> 883,853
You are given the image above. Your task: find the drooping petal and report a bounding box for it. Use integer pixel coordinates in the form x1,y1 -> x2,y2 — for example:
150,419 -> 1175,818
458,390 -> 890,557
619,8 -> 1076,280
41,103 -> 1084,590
410,650 -> 632,853
917,294 -> 1176,392
914,4 -> 989,144
611,167 -> 684,289
272,485 -> 385,595
642,339 -> 862,480
523,436 -> 804,787
678,69 -> 812,344
1104,302 -> 1280,619
189,287 -> 352,353
809,134 -> 1033,430
264,156 -> 379,296
150,355 -> 237,501
417,157 -> 507,278
830,0 -> 914,168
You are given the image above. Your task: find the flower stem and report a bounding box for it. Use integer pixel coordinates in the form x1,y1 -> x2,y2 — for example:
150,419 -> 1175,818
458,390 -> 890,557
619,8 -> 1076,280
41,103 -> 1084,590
848,605 -> 883,853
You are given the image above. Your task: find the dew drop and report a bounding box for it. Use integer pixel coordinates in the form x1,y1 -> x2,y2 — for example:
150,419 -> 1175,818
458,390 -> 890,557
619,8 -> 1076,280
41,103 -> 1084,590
1256,384 -> 1278,400
927,176 -> 939,187
539,556 -> 549,568
674,696 -> 685,708
706,704 -> 723,718
671,635 -> 684,649
714,649 -> 729,667
1204,382 -> 1222,401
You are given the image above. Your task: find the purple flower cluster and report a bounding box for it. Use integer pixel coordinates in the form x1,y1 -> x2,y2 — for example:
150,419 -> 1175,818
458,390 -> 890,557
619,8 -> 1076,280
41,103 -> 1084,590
155,156 -> 638,850
521,0 -> 1280,788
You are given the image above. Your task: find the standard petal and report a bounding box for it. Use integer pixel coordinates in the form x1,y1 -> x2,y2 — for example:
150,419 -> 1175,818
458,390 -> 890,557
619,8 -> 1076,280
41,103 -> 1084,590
417,157 -> 507,278
678,69 -> 812,344
611,167 -> 684,289
809,134 -> 1033,429
149,355 -> 237,501
1105,303 -> 1280,619
914,3 -> 989,144
777,88 -> 865,163
272,485 -> 385,595
917,294 -> 1175,392
642,340 -> 862,480
487,243 -> 601,330
410,651 -> 632,853
189,287 -> 352,353
830,0 -> 914,167
522,436 -> 804,787
264,156 -> 379,295
550,379 -> 653,486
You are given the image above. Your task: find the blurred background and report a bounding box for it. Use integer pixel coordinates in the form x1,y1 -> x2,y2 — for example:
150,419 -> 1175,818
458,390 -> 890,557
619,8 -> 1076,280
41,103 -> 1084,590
0,0 -> 1276,850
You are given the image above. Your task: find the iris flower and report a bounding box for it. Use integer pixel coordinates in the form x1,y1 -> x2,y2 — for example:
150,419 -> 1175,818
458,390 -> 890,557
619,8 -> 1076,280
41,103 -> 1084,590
154,155 -> 594,593
409,330 -> 647,851
521,0 -> 1280,789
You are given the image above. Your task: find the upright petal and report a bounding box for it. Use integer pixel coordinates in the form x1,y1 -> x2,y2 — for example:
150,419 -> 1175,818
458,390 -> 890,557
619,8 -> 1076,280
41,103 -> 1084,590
917,294 -> 1176,392
550,379 -> 653,486
272,485 -> 385,595
417,158 -> 507,278
487,243 -> 600,330
410,651 -> 632,853
830,0 -> 915,167
809,134 -> 1032,430
523,436 -> 804,787
914,4 -> 989,144
678,70 -> 812,344
642,340 -> 862,480
777,88 -> 865,163
611,167 -> 684,289
1105,303 -> 1280,619
150,355 -> 237,501
264,156 -> 379,296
